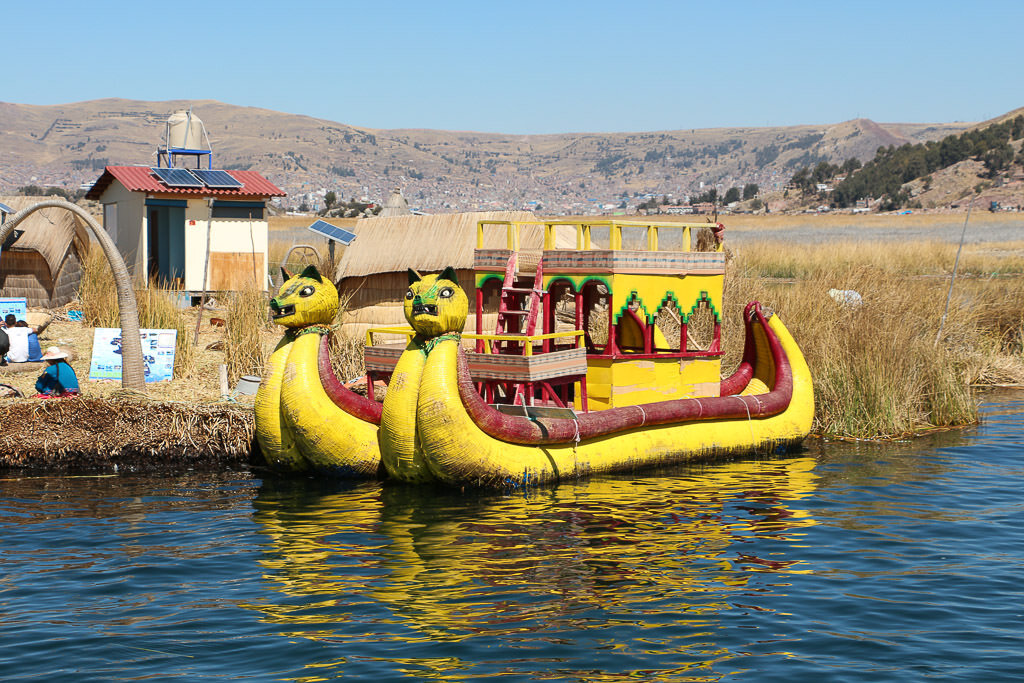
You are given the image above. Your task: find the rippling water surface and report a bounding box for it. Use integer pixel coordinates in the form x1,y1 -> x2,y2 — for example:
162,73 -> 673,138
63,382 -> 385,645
2,391 -> 1023,681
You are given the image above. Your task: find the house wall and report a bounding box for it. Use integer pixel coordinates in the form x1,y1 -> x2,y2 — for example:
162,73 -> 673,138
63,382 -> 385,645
182,200 -> 268,291
102,182 -> 145,277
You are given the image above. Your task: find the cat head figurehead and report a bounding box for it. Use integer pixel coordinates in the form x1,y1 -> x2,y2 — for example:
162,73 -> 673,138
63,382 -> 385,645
403,267 -> 468,338
270,265 -> 338,328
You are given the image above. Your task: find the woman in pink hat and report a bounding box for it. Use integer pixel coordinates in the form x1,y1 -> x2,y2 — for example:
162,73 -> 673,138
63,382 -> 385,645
35,347 -> 79,397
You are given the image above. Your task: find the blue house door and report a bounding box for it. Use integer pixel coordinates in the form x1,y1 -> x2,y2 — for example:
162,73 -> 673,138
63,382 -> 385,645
146,202 -> 186,286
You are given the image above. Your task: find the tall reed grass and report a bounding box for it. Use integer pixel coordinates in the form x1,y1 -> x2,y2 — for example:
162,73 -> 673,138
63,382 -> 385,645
78,248 -> 196,377
224,285 -> 270,385
724,240 -> 1024,439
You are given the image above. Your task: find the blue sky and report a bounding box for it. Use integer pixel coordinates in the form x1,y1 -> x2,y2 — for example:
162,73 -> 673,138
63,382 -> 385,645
5,0 -> 1022,134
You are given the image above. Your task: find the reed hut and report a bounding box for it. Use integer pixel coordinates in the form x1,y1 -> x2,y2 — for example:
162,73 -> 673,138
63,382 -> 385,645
0,196 -> 90,308
333,210 -> 540,337
377,188 -> 412,217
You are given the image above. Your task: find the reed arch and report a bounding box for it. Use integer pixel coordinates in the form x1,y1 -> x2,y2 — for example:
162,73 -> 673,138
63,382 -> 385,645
0,199 -> 145,390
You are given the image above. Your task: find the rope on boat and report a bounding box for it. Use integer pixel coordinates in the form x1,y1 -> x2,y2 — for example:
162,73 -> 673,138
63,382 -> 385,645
737,396 -> 755,443
636,405 -> 647,426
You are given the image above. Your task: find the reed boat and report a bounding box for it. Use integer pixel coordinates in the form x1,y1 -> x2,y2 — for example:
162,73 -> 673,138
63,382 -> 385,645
254,219 -> 814,487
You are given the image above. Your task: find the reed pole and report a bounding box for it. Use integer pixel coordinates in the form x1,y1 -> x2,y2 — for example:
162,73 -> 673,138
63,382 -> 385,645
0,200 -> 146,390
935,197 -> 974,347
194,200 -> 214,346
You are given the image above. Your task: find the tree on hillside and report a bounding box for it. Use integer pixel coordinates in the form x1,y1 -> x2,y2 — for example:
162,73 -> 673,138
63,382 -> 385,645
742,183 -> 759,200
828,115 -> 1024,209
723,187 -> 741,204
983,144 -> 1014,178
690,188 -> 718,205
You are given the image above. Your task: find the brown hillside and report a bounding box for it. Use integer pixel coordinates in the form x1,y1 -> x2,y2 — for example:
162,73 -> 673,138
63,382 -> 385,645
0,98 -> 975,213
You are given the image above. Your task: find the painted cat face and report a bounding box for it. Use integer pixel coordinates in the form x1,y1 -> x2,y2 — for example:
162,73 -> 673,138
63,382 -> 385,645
403,267 -> 468,338
270,265 -> 339,328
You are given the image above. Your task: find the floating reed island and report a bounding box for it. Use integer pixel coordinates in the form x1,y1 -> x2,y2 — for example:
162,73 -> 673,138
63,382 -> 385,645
0,395 -> 254,473
1,202 -> 1023,476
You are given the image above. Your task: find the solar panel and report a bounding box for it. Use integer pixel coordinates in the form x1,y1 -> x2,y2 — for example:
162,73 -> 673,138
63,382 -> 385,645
308,219 -> 357,245
151,167 -> 203,188
191,169 -> 243,189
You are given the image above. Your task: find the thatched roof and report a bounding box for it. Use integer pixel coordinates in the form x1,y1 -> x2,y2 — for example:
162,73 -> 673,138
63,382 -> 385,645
0,196 -> 89,278
378,188 -> 411,217
334,210 -> 539,280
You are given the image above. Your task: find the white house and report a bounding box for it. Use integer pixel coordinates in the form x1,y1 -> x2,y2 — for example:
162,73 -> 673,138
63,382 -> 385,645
86,166 -> 285,293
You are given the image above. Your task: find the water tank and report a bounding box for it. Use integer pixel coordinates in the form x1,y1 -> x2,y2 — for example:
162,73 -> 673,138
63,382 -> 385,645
166,109 -> 207,150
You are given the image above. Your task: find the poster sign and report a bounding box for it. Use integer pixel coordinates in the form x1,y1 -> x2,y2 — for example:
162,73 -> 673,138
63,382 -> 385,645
89,328 -> 177,383
0,297 -> 28,322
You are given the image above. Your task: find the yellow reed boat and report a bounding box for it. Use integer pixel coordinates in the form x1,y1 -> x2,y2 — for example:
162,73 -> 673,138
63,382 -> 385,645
254,219 -> 814,487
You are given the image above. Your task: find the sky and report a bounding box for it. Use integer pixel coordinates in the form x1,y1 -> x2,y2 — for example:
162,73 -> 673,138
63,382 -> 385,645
5,0 -> 1023,135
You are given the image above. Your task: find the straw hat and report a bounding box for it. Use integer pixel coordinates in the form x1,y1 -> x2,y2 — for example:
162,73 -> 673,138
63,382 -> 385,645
41,346 -> 68,361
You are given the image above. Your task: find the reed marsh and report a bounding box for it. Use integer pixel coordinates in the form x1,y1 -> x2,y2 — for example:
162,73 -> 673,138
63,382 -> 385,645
723,238 -> 1024,438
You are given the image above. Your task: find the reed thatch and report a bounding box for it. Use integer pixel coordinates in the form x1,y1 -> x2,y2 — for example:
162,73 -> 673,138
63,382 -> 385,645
333,211 -> 536,337
334,210 -> 537,279
0,196 -> 90,307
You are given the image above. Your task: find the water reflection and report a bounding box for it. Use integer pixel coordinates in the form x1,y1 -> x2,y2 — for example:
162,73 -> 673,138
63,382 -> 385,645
3,395 -> 1020,681
249,458 -> 819,675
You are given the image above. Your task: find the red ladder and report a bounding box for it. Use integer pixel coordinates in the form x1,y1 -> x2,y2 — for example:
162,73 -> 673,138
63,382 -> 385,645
493,253 -> 545,404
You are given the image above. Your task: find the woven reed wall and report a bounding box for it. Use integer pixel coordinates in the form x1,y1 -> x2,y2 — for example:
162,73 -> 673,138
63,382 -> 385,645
0,249 -> 82,308
338,269 -> 502,338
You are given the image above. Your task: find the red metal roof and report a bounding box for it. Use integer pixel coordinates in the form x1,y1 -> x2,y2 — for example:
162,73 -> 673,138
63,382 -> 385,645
85,166 -> 286,200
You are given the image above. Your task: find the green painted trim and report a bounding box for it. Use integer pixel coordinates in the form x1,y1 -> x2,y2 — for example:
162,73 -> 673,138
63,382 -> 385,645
541,273 -> 614,295
680,290 -> 721,323
144,198 -> 187,207
211,200 -> 265,208
656,291 -> 681,316
475,273 -> 505,288
613,290 -> 653,325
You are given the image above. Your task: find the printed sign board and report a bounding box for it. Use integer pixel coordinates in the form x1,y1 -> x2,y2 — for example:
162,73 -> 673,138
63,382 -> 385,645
0,297 -> 28,323
89,328 -> 177,383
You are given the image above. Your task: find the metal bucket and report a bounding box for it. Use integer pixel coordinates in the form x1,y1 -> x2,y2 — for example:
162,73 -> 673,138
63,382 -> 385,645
236,375 -> 261,395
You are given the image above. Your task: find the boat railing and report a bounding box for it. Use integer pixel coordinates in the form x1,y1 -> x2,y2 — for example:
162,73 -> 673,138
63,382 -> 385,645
366,326 -> 585,355
476,219 -> 725,253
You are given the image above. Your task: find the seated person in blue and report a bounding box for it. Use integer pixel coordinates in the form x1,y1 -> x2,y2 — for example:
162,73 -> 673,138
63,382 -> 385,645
6,319 -> 42,363
35,346 -> 80,397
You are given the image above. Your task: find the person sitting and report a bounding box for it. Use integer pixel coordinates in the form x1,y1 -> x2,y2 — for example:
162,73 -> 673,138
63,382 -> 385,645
23,322 -> 42,362
35,346 -> 79,397
0,326 -> 8,366
6,320 -> 32,363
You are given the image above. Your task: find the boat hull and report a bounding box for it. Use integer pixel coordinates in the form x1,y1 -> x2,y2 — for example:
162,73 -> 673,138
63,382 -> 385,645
415,306 -> 813,487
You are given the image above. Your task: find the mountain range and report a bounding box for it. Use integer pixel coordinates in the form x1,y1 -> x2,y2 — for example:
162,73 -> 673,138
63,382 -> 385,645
0,98 -> 971,213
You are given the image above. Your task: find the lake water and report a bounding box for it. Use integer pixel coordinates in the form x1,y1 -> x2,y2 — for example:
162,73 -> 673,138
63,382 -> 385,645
2,390 -> 1022,682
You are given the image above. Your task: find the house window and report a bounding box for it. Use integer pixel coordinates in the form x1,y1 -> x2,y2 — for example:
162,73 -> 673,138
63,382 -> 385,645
103,203 -> 117,243
211,201 -> 264,219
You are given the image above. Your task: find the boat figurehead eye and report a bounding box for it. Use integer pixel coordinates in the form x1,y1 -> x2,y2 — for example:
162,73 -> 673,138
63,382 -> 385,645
299,286 -> 315,298
439,287 -> 454,298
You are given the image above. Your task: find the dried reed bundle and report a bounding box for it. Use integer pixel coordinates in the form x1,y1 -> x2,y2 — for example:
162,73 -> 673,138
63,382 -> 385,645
0,397 -> 254,472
